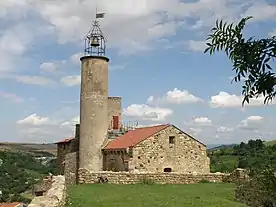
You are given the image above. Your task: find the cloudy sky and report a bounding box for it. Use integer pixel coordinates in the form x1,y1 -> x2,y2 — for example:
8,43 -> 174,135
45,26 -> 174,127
1,0 -> 276,145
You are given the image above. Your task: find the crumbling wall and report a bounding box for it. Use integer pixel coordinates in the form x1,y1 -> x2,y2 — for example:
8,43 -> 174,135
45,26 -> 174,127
56,139 -> 78,175
78,168 -> 229,184
64,152 -> 78,185
28,175 -> 66,207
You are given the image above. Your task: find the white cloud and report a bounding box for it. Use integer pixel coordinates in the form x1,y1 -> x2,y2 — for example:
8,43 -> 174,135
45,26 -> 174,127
16,115 -> 77,143
147,88 -> 202,105
0,91 -> 23,103
24,0 -> 273,54
123,104 -> 172,121
216,126 -> 233,133
0,21 -> 53,73
193,117 -> 212,126
242,1 -> 276,22
40,62 -> 59,72
209,92 -> 276,108
60,75 -> 81,87
70,52 -> 82,65
61,116 -> 80,126
17,114 -> 52,126
14,75 -> 56,86
238,116 -> 265,130
186,40 -> 206,52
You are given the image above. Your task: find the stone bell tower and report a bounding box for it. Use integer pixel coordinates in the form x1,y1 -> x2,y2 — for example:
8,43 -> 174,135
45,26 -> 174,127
79,14 -> 109,172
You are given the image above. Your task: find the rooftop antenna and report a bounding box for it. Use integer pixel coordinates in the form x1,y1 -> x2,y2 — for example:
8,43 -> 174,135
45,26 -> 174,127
84,8 -> 106,56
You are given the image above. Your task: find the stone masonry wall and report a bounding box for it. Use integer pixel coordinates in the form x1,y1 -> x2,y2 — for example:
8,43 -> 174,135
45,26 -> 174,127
56,140 -> 78,175
107,97 -> 122,131
78,168 -> 228,184
103,151 -> 129,171
128,125 -> 210,173
28,175 -> 66,207
64,152 -> 78,185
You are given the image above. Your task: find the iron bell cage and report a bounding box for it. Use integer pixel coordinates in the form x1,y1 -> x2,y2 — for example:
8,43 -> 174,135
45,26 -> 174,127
84,20 -> 106,56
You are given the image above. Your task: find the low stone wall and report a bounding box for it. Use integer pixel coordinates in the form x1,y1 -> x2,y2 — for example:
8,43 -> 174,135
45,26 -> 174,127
78,168 -> 229,184
28,175 -> 66,207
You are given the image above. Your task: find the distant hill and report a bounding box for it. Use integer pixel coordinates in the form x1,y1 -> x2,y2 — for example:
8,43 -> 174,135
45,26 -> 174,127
0,142 -> 57,157
264,140 -> 276,146
207,144 -> 237,150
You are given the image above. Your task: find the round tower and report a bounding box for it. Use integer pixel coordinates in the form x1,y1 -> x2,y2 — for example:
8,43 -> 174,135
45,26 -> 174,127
79,17 -> 109,171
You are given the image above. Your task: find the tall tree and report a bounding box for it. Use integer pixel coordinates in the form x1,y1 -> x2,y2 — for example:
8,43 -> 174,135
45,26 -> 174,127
204,16 -> 276,105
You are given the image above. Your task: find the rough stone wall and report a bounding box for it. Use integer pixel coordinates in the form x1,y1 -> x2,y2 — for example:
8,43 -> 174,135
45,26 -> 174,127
56,140 -> 78,175
78,169 -> 228,184
128,125 -> 210,173
103,150 -> 129,171
28,175 -> 66,207
64,152 -> 78,185
107,97 -> 122,131
79,56 -> 109,172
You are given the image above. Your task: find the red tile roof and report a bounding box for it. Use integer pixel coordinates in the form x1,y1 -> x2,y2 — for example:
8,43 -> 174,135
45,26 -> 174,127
54,137 -> 74,144
103,124 -> 170,150
0,202 -> 22,207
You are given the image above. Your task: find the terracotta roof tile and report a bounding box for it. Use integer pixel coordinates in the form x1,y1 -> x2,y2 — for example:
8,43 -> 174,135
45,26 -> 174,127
0,202 -> 22,207
103,124 -> 170,149
54,137 -> 74,144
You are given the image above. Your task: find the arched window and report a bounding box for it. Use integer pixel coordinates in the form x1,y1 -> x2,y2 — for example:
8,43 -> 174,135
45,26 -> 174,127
163,167 -> 172,172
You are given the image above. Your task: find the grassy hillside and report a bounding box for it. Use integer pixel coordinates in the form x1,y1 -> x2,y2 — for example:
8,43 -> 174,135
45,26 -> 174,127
67,183 -> 246,207
0,142 -> 57,156
264,140 -> 276,146
0,150 -> 57,203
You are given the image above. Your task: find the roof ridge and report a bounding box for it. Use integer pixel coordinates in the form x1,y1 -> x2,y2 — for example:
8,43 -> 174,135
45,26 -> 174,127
135,123 -> 170,129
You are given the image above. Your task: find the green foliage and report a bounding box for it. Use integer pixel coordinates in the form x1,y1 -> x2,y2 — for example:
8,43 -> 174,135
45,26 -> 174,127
67,183 -> 247,207
209,140 -> 276,206
0,150 -> 57,203
205,16 -> 276,105
236,166 -> 276,207
209,139 -> 276,172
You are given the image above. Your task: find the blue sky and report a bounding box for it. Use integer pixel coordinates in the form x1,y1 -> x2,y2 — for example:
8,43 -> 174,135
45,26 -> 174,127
0,0 -> 276,145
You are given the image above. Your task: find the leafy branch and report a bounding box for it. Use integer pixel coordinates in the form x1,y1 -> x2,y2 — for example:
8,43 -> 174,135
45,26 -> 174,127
204,16 -> 276,105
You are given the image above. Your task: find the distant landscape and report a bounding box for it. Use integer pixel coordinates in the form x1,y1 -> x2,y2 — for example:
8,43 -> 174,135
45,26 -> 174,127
0,142 -> 57,156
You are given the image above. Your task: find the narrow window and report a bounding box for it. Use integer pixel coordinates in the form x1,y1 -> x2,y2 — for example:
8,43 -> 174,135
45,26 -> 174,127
128,148 -> 133,158
169,136 -> 175,144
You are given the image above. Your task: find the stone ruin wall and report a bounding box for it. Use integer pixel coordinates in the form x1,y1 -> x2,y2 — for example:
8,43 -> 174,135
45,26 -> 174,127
78,168 -> 229,184
28,175 -> 66,207
64,152 -> 78,185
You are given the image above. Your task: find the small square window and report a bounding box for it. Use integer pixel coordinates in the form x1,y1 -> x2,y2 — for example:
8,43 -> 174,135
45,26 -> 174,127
169,136 -> 175,144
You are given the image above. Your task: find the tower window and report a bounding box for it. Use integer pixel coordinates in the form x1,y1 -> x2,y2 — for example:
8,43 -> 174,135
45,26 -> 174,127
169,136 -> 175,144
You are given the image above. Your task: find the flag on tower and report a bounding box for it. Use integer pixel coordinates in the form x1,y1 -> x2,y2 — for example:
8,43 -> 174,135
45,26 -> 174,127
96,12 -> 105,19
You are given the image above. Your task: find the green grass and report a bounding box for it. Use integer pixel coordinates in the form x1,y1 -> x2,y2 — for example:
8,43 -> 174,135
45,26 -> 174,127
67,183 -> 247,207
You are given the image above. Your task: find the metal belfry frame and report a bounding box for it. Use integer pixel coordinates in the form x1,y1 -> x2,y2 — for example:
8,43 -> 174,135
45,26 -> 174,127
84,20 -> 106,56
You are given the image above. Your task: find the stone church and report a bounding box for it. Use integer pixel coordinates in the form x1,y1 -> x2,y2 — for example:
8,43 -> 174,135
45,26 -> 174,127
54,16 -> 210,182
